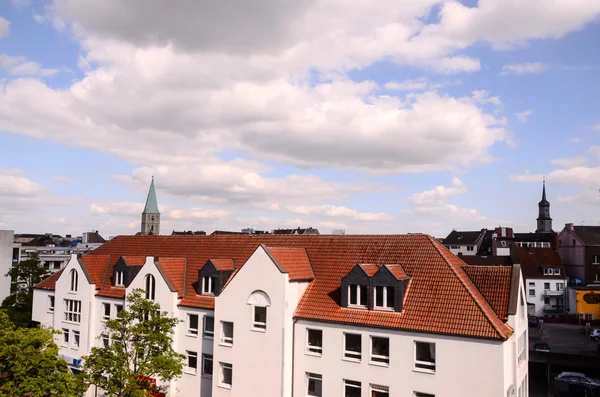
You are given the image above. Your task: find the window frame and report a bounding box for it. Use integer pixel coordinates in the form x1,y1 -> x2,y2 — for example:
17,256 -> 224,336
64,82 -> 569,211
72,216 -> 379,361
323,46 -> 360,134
203,316 -> 214,338
114,304 -> 124,317
145,274 -> 156,301
201,275 -> 216,295
544,282 -> 550,290
115,270 -> 124,287
185,350 -> 198,374
187,313 -> 199,336
374,285 -> 394,310
306,328 -> 323,356
72,330 -> 80,350
529,289 -> 535,297
370,336 -> 390,366
556,282 -> 564,291
370,384 -> 389,397
102,302 -> 111,321
69,269 -> 78,292
63,299 -> 82,323
414,341 -> 436,373
252,305 -> 267,331
48,295 -> 55,313
218,362 -> 233,389
220,321 -> 234,346
306,372 -> 322,397
414,393 -> 435,397
348,284 -> 367,308
343,332 -> 362,361
61,328 -> 69,347
202,353 -> 213,377
343,379 -> 361,397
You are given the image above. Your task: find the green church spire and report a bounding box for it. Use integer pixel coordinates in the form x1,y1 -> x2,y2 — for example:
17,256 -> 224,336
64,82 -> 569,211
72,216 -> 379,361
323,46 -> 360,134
143,177 -> 160,214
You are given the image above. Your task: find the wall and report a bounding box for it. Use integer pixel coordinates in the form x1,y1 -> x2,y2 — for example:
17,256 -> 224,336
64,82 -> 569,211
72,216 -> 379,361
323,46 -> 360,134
558,229 -> 585,281
0,230 -> 14,303
293,320 -> 508,397
574,289 -> 600,319
525,278 -> 567,317
446,244 -> 477,256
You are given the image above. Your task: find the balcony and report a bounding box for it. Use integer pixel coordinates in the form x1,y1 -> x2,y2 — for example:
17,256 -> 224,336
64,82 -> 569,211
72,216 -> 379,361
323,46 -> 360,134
543,305 -> 565,314
543,289 -> 564,297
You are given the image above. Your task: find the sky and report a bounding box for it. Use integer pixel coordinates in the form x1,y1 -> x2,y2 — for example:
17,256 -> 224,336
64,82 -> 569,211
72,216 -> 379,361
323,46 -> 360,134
0,0 -> 599,239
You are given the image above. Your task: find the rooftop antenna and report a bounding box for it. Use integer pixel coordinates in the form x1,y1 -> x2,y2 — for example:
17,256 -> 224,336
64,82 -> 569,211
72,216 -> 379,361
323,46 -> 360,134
582,221 -> 586,226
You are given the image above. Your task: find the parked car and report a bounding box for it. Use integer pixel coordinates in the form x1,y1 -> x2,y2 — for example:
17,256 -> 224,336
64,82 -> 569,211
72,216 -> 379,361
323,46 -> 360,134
554,372 -> 600,390
528,316 -> 539,327
533,342 -> 550,352
590,329 -> 600,341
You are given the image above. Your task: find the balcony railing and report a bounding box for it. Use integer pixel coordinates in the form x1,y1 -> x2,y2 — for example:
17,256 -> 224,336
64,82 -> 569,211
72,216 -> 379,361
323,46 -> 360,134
543,305 -> 565,313
543,290 -> 564,297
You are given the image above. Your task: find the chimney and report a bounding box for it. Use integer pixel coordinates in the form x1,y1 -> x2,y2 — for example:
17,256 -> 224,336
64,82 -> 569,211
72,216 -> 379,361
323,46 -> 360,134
566,223 -> 574,231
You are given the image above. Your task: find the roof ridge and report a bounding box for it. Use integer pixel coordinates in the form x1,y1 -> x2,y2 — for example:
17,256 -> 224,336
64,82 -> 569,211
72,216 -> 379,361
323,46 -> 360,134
427,235 -> 512,340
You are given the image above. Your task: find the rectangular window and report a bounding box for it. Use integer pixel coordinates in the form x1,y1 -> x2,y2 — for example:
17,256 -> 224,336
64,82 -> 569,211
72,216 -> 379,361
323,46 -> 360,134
306,373 -> 322,397
63,299 -> 81,323
203,316 -> 214,338
219,362 -> 233,389
186,351 -> 198,373
467,245 -> 474,251
544,297 -> 550,304
102,303 -> 111,320
53,261 -> 61,270
220,321 -> 234,346
370,336 -> 389,365
556,283 -> 564,291
554,268 -> 560,275
73,330 -> 80,349
544,282 -> 550,290
62,328 -> 69,346
374,286 -> 394,309
348,285 -> 367,307
543,268 -> 549,276
529,289 -> 535,297
202,276 -> 216,295
115,304 -> 124,317
344,379 -> 361,397
528,282 -> 534,287
371,384 -> 389,397
344,333 -> 361,360
188,314 -> 199,335
594,255 -> 600,265
306,329 -> 323,355
202,354 -> 213,376
115,271 -> 124,287
253,306 -> 267,330
102,336 -> 109,348
414,341 -> 436,372
414,393 -> 435,397
517,332 -> 526,365
48,295 -> 55,312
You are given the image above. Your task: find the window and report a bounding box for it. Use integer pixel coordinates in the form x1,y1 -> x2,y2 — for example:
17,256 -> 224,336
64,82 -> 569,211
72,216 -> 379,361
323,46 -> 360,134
188,314 -> 199,335
62,328 -> 69,346
306,373 -> 322,397
344,380 -> 361,397
203,316 -> 214,338
544,297 -> 550,304
145,275 -> 156,300
102,303 -> 111,320
528,282 -> 534,287
344,333 -> 361,360
529,289 -> 535,297
517,332 -> 526,365
201,276 -> 216,295
544,282 -> 550,290
64,299 -> 81,323
573,239 -> 576,245
220,321 -> 234,346
73,330 -> 80,349
102,336 -> 109,348
543,268 -> 549,276
414,341 -> 436,372
253,306 -> 267,330
115,304 -> 124,317
348,284 -> 367,307
186,351 -> 198,374
466,245 -> 474,251
219,362 -> 232,389
115,271 -> 124,287
202,354 -> 213,376
374,286 -> 394,310
371,384 -> 389,397
69,269 -> 78,292
370,336 -> 389,365
414,393 -> 435,397
557,283 -> 564,291
594,255 -> 600,265
53,261 -> 61,270
554,268 -> 560,275
48,295 -> 55,312
306,329 -> 323,355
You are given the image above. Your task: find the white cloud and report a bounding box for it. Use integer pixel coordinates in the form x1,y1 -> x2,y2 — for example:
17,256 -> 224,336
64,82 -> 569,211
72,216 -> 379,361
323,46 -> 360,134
516,109 -> 533,123
409,177 -> 468,205
189,209 -> 232,220
0,174 -> 44,197
51,176 -> 78,184
500,63 -> 549,76
0,17 -> 10,38
287,205 -> 392,221
593,124 -> 600,131
384,77 -> 461,91
570,137 -> 581,143
0,54 -> 59,76
550,155 -> 588,168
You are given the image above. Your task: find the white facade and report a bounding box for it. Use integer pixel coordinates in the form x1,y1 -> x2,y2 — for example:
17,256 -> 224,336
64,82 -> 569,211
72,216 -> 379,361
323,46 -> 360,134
0,230 -> 15,303
33,247 -> 527,397
525,277 -> 567,317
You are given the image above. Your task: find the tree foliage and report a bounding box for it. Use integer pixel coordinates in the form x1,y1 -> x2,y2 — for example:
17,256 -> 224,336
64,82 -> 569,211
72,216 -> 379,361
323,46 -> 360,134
0,310 -> 84,397
83,289 -> 184,397
1,253 -> 50,328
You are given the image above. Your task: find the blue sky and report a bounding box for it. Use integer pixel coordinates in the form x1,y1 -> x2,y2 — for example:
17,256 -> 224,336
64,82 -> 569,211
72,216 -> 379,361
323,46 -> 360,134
0,0 -> 599,238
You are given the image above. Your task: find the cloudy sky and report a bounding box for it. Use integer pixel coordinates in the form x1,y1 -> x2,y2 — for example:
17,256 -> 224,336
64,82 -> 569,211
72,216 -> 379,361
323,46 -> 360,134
0,0 -> 599,238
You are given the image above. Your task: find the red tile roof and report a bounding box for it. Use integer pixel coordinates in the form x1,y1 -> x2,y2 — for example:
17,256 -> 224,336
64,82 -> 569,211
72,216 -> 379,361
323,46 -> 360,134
266,247 -> 314,281
79,234 -> 516,340
512,247 -> 566,279
210,259 -> 234,271
463,266 -> 513,321
96,286 -> 126,299
384,264 -> 407,279
359,264 -> 379,277
35,269 -> 64,290
122,256 -> 146,266
157,258 -> 186,297
80,255 -> 112,286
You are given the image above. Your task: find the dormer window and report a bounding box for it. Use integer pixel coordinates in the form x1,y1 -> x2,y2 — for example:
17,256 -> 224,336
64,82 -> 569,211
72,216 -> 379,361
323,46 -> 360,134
374,286 -> 394,310
348,285 -> 367,307
202,276 -> 217,295
115,271 -> 124,287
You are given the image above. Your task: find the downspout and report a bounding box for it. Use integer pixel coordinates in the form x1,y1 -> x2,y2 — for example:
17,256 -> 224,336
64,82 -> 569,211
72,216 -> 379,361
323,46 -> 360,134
291,318 -> 296,397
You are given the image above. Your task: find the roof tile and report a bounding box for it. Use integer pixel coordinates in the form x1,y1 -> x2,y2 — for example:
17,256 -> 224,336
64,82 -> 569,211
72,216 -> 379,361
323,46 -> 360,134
266,247 -> 314,281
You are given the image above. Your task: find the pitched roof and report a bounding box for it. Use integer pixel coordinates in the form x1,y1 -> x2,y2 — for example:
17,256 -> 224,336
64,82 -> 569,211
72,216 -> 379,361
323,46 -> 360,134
210,259 -> 234,271
511,247 -> 566,279
385,264 -> 408,279
34,269 -> 64,290
156,257 -> 186,297
443,230 -> 486,245
572,226 -> 600,246
79,255 -> 112,285
463,266 -> 513,321
122,256 -> 146,266
265,247 -> 314,281
460,255 -> 513,267
75,234 -> 514,340
143,178 -> 160,214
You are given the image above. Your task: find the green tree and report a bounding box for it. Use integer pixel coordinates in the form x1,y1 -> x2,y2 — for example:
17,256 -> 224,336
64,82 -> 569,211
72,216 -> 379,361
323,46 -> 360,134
83,289 -> 184,397
0,310 -> 84,397
1,252 -> 50,328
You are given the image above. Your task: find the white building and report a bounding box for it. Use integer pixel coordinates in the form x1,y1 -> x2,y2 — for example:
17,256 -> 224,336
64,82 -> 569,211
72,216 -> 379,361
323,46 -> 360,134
0,230 -> 15,303
442,229 -> 487,256
33,234 -> 528,397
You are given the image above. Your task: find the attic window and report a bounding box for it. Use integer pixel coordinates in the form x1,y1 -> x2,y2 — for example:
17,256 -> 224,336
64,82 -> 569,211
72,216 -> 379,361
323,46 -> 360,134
115,271 -> 124,287
202,276 -> 217,295
348,285 -> 367,308
374,286 -> 394,310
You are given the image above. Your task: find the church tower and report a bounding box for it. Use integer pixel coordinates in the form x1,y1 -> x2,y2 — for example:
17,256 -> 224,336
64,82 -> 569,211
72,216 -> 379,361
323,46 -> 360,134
536,180 -> 553,233
141,177 -> 160,235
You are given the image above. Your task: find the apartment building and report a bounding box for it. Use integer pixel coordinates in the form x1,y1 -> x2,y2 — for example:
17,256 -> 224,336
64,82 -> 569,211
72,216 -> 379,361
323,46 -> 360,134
32,234 -> 528,397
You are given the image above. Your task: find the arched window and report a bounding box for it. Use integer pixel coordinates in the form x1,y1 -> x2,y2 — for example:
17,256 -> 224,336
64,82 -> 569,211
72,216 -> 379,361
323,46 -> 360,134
145,274 -> 156,301
247,290 -> 270,331
69,269 -> 78,292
